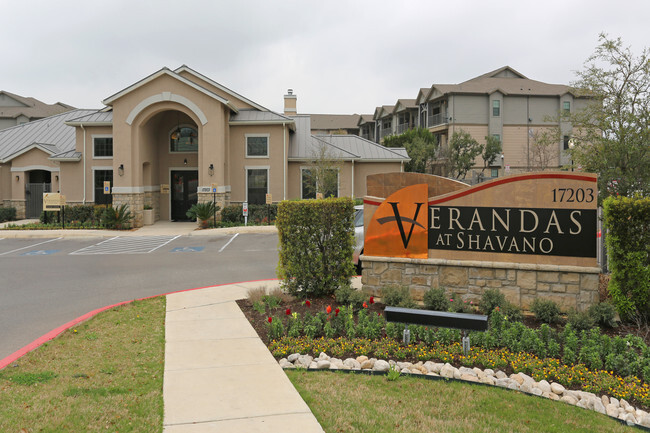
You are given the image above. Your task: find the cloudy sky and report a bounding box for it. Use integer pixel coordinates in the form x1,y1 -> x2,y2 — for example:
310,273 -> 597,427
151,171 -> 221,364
2,0 -> 648,115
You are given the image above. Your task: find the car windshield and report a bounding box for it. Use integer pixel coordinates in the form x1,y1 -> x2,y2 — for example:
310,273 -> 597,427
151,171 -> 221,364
354,208 -> 364,227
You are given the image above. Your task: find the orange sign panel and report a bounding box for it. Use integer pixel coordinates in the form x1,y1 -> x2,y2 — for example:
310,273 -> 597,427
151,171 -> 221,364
365,183 -> 428,258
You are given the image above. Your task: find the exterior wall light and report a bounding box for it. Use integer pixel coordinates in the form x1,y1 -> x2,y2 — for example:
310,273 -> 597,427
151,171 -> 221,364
208,164 -> 214,176
15,175 -> 19,181
118,164 -> 124,176
184,158 -> 188,166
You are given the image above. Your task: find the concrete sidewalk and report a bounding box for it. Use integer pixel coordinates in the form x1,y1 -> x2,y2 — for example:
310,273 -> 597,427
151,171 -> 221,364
0,219 -> 277,238
163,280 -> 325,433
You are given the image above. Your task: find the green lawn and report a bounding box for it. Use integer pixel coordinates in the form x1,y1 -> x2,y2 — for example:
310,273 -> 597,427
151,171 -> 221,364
0,297 -> 165,433
286,369 -> 634,433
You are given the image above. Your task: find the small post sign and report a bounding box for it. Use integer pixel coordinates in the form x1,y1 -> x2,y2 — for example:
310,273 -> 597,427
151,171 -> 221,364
103,181 -> 111,194
211,183 -> 218,226
43,193 -> 64,211
265,194 -> 272,225
265,193 -> 272,205
316,192 -> 324,200
243,201 -> 248,226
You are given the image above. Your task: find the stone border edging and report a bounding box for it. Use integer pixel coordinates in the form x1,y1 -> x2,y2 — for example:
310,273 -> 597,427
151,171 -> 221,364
279,353 -> 650,430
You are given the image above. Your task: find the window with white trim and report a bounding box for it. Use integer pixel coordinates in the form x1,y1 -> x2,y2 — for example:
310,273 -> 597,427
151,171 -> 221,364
492,100 -> 500,117
246,135 -> 269,157
93,136 -> 113,158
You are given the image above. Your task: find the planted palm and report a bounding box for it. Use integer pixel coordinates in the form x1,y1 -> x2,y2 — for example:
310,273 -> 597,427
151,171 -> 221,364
186,202 -> 219,228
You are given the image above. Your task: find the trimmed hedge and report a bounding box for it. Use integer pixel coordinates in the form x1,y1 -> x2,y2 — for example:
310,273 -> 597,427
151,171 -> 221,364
41,205 -> 107,226
603,195 -> 650,322
276,198 -> 355,298
221,203 -> 277,225
0,207 -> 16,223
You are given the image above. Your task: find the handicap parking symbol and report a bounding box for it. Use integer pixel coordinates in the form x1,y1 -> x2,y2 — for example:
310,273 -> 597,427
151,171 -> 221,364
21,249 -> 60,256
170,246 -> 204,253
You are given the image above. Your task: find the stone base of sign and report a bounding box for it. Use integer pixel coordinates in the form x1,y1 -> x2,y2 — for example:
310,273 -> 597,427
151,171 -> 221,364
360,255 -> 600,312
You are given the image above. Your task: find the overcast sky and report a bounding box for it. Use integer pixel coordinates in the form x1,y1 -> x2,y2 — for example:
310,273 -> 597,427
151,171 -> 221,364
2,0 -> 648,115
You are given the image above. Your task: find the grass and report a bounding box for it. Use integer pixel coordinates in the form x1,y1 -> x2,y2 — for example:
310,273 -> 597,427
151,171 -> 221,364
286,369 -> 634,433
0,297 -> 166,432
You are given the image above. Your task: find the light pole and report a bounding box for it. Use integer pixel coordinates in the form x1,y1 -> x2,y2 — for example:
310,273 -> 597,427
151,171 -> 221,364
568,139 -> 575,172
501,153 -> 505,176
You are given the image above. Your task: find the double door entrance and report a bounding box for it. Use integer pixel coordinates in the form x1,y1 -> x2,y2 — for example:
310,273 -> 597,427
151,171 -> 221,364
171,170 -> 198,221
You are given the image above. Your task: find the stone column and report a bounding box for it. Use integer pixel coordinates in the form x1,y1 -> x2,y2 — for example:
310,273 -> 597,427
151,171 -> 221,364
112,193 -> 144,228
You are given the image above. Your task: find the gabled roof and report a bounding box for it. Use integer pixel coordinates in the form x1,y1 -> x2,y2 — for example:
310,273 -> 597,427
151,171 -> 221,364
0,90 -> 74,120
415,88 -> 432,105
392,99 -> 417,114
357,114 -> 374,126
0,109 -> 97,162
373,105 -> 394,120
309,114 -> 361,130
423,66 -> 571,101
102,67 -> 239,113
174,65 -> 269,112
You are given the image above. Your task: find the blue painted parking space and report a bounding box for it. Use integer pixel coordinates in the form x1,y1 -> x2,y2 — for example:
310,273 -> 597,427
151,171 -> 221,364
21,250 -> 60,256
170,246 -> 205,253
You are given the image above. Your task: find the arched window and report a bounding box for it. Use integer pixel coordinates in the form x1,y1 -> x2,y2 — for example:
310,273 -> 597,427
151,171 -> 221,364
170,126 -> 198,152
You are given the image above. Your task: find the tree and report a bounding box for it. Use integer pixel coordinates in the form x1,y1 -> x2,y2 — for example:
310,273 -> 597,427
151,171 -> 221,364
568,33 -> 650,201
529,127 -> 561,171
383,127 -> 438,173
303,140 -> 342,198
448,129 -> 483,179
481,135 -> 502,174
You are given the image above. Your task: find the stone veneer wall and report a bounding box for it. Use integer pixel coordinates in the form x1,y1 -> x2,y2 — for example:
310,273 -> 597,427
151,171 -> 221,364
361,256 -> 600,312
197,191 -> 230,216
112,192 -> 144,227
8,200 -> 26,219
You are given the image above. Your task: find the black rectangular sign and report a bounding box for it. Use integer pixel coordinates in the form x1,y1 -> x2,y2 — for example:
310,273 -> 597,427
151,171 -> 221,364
428,206 -> 597,258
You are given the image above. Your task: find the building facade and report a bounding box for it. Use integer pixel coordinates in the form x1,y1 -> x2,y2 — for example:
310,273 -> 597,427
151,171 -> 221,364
0,66 -> 408,225
360,67 -> 590,180
0,91 -> 73,130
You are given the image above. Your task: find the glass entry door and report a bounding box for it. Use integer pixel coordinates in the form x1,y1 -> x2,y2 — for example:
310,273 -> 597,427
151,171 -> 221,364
171,170 -> 198,221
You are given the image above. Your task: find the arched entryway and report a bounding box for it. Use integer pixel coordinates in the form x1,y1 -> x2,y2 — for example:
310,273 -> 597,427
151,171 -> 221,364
25,169 -> 52,218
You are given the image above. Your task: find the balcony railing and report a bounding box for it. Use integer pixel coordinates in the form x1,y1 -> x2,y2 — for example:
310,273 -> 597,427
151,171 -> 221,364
396,123 -> 413,135
381,127 -> 392,138
427,112 -> 448,128
361,132 -> 371,140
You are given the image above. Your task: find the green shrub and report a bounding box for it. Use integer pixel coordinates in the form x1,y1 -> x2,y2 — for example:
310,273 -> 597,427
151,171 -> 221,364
221,203 -> 278,225
186,201 -> 219,222
603,195 -> 650,322
588,302 -> 618,328
334,286 -> 367,310
479,288 -> 506,315
501,302 -> 524,322
448,295 -> 473,313
531,298 -> 562,324
380,285 -> 416,308
41,204 -> 105,226
0,207 -> 16,222
101,204 -> 133,230
423,288 -> 450,311
276,198 -> 355,298
567,309 -> 596,331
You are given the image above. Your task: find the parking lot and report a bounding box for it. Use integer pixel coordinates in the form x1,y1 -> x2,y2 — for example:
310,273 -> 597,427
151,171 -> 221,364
0,231 -> 279,362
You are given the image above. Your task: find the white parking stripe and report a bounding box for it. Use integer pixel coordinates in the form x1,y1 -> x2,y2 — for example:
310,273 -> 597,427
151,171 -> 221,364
0,237 -> 62,256
69,235 -> 180,255
218,233 -> 239,253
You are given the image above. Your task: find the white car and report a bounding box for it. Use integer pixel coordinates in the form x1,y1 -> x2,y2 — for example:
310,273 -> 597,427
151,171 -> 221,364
353,205 -> 364,275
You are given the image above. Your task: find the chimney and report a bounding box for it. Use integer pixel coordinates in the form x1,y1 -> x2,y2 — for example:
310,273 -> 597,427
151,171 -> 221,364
283,89 -> 297,115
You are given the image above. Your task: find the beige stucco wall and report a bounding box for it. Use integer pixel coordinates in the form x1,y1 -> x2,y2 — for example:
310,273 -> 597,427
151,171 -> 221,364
10,148 -> 60,200
175,70 -> 256,110
229,124 -> 287,203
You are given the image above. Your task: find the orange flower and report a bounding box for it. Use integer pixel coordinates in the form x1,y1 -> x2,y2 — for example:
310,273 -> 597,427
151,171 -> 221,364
326,305 -> 332,314
363,302 -> 368,308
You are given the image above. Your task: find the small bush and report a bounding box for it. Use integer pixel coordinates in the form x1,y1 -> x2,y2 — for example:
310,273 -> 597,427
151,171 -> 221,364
501,302 -> 524,322
0,207 -> 16,223
335,286 -> 367,310
531,298 -> 561,324
101,204 -> 133,229
380,285 -> 416,308
479,288 -> 506,315
423,288 -> 450,311
246,287 -> 267,304
448,295 -> 473,314
588,302 -> 618,328
567,309 -> 596,331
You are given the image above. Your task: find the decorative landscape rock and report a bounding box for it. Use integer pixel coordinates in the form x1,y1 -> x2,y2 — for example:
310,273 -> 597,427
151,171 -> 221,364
278,353 -> 650,428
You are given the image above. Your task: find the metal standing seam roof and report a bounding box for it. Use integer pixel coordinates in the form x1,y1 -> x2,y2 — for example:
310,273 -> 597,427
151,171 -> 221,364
308,114 -> 361,130
288,114 -> 409,161
229,110 -> 293,123
0,109 -> 98,162
65,110 -> 113,125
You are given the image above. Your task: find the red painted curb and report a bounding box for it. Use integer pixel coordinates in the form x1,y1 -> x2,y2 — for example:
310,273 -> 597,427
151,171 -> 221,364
0,278 -> 279,370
